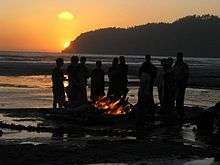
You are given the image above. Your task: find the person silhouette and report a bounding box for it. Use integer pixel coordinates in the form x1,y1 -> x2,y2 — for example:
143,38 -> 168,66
52,58 -> 65,109
161,57 -> 175,114
90,61 -> 105,102
78,56 -> 89,104
107,57 -> 121,100
67,55 -> 80,106
136,55 -> 157,138
174,52 -> 189,118
119,56 -> 128,100
157,59 -> 166,107
138,55 -> 157,109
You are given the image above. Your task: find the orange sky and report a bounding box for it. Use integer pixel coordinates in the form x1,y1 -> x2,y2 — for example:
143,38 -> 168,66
0,0 -> 219,52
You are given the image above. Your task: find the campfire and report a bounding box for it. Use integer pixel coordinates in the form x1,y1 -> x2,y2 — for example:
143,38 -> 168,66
94,96 -> 133,115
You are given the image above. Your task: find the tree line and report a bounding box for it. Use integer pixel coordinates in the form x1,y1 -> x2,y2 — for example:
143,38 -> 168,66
63,15 -> 220,58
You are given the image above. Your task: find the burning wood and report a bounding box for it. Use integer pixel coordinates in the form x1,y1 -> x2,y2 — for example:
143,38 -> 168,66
94,96 -> 133,115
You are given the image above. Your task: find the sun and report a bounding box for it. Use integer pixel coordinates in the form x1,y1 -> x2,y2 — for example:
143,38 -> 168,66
58,11 -> 74,21
64,41 -> 70,48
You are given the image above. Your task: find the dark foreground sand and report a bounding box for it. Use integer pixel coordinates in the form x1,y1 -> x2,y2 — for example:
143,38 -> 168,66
0,139 -> 218,165
0,107 -> 220,164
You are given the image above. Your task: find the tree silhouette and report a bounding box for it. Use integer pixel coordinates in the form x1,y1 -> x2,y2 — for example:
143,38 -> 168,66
63,15 -> 220,57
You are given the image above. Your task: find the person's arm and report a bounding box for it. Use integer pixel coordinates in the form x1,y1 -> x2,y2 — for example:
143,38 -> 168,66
61,70 -> 65,82
52,69 -> 56,84
153,65 -> 157,79
67,66 -> 73,83
90,69 -> 95,79
102,70 -> 105,84
138,63 -> 144,78
107,68 -> 111,77
85,66 -> 90,78
184,63 -> 189,83
125,65 -> 128,75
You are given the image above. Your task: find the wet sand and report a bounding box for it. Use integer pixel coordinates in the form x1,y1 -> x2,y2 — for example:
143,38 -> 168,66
0,139 -> 217,165
0,107 -> 220,164
0,75 -> 219,109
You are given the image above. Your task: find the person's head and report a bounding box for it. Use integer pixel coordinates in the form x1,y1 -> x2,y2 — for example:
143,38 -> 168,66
71,55 -> 79,65
167,57 -> 174,68
56,58 -> 64,68
112,57 -> 118,66
80,56 -> 86,64
145,54 -> 151,63
96,61 -> 102,68
177,52 -> 183,62
119,56 -> 126,65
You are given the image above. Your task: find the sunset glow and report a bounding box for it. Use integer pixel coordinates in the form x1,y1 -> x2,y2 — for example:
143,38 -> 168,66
0,0 -> 220,52
64,41 -> 70,49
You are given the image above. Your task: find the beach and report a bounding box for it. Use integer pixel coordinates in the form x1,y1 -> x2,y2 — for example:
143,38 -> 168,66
0,51 -> 220,164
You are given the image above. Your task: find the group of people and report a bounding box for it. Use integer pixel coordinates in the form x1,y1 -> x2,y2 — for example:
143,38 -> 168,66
137,53 -> 189,121
52,52 -> 189,119
52,55 -> 128,108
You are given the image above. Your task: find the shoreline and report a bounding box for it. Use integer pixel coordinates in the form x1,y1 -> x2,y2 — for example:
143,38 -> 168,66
0,73 -> 220,90
0,61 -> 219,88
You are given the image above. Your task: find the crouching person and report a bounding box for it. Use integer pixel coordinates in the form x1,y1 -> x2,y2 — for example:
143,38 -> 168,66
52,58 -> 65,109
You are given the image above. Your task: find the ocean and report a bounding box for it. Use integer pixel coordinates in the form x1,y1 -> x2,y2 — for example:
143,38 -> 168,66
0,51 -> 219,109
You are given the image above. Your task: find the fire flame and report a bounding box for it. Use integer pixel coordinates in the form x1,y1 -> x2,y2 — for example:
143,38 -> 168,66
94,96 -> 133,115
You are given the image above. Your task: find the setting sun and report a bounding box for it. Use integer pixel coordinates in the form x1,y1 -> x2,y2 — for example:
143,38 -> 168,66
64,41 -> 70,48
58,11 -> 74,21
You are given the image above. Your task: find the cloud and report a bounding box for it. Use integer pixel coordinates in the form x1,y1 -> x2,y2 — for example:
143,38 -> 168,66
58,11 -> 74,21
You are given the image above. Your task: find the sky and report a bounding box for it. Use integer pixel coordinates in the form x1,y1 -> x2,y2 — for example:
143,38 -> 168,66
0,0 -> 219,52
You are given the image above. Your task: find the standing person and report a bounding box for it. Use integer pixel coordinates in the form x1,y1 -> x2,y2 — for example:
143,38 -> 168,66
136,68 -> 152,139
174,52 -> 189,118
138,55 -> 157,108
67,55 -> 80,105
136,55 -> 157,139
119,56 -> 128,100
161,58 -> 175,114
52,58 -> 65,109
78,56 -> 89,104
107,57 -> 121,100
90,61 -> 105,102
157,59 -> 166,107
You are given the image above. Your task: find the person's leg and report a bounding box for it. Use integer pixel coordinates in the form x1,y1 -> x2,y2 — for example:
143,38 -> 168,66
90,88 -> 95,102
176,85 -> 186,118
53,100 -> 57,109
136,100 -> 147,140
58,94 -> 65,109
148,85 -> 155,117
78,86 -> 87,104
158,87 -> 162,107
83,86 -> 88,103
53,90 -> 58,109
58,101 -> 62,109
150,85 -> 155,106
122,87 -> 128,100
107,83 -> 112,98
